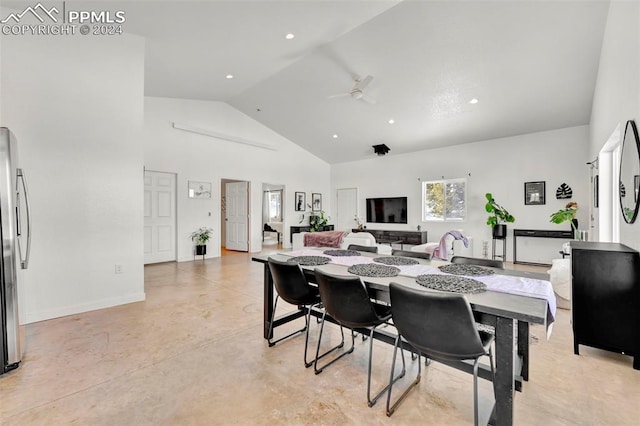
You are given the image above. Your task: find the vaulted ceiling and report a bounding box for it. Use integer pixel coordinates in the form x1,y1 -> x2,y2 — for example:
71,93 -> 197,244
39,1 -> 616,163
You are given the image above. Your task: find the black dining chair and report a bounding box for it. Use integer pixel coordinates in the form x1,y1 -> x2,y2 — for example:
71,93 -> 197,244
391,249 -> 431,260
347,244 -> 378,253
314,269 -> 406,407
386,282 -> 495,425
267,257 -> 344,367
451,255 -> 504,269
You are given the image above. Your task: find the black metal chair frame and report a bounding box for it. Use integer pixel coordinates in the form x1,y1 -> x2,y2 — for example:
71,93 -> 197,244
385,283 -> 496,425
314,269 -> 407,407
267,258 -> 345,368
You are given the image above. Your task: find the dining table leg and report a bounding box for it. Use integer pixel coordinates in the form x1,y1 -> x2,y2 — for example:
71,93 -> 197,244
492,316 -> 515,426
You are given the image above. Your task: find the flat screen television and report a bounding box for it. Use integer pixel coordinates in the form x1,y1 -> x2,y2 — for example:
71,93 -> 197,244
366,197 -> 408,224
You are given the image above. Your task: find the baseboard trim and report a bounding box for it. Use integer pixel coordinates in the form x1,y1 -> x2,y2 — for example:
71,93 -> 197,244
22,292 -> 146,324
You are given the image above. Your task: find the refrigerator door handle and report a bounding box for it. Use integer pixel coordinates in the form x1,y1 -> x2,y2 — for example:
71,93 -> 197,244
17,168 -> 31,269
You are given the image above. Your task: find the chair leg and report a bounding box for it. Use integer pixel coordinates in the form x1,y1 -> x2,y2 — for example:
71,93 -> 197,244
386,336 -> 421,417
305,304 -> 345,368
267,295 -> 307,348
473,358 -> 480,426
314,312 -> 353,375
367,326 -> 406,407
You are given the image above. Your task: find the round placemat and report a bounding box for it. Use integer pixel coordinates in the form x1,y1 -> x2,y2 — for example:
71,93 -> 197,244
286,256 -> 331,266
323,249 -> 360,257
438,264 -> 495,276
373,256 -> 419,266
347,263 -> 400,277
416,274 -> 486,294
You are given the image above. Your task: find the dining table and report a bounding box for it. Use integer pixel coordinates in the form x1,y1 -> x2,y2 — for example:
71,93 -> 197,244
252,249 -> 555,426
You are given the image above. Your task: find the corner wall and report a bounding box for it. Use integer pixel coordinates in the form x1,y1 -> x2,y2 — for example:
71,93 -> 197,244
0,35 -> 146,323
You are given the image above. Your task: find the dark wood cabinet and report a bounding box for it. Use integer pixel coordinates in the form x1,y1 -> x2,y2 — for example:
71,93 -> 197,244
351,229 -> 428,245
571,241 -> 640,370
289,225 -> 334,243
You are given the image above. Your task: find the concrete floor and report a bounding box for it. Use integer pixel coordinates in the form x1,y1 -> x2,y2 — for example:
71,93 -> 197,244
1,249 -> 639,425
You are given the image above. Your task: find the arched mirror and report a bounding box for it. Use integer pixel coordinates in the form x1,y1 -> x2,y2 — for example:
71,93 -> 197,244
619,120 -> 640,223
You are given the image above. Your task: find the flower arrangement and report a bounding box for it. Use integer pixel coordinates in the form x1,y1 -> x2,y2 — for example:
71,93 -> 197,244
354,215 -> 364,230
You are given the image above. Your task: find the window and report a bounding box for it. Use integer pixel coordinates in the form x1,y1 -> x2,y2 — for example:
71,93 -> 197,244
422,178 -> 466,222
267,190 -> 282,222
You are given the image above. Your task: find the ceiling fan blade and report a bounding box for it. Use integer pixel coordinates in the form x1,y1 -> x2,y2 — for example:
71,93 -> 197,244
356,75 -> 374,91
328,93 -> 350,99
360,93 -> 377,104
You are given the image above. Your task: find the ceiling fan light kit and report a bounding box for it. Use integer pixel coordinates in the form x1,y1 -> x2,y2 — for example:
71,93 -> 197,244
373,144 -> 390,156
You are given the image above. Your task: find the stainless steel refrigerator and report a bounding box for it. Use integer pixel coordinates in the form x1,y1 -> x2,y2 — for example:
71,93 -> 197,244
0,127 -> 31,375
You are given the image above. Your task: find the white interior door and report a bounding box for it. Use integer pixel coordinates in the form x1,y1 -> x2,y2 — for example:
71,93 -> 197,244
144,170 -> 176,264
336,188 -> 358,231
225,181 -> 249,251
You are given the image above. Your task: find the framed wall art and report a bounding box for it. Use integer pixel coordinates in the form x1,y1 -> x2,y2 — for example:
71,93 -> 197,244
295,192 -> 306,211
188,181 -> 212,199
524,181 -> 545,205
312,193 -> 322,211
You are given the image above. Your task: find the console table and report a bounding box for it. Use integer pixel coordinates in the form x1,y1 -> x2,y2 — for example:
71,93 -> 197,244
351,229 -> 427,246
289,225 -> 334,243
513,229 -> 574,266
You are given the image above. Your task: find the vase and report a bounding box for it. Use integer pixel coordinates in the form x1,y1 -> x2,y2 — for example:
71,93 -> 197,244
492,224 -> 507,239
195,245 -> 206,256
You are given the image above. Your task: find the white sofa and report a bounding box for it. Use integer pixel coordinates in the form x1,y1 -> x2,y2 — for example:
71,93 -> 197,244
292,231 -> 392,255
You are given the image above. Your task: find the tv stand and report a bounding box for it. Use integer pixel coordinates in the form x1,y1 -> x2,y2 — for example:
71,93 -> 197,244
352,229 -> 427,246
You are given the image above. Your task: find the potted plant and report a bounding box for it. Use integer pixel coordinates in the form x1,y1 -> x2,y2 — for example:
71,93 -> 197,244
190,227 -> 213,255
300,204 -> 329,232
485,193 -> 515,238
550,201 -> 579,238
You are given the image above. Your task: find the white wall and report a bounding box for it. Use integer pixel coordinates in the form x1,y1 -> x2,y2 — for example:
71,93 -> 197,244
143,97 -> 330,260
0,35 -> 146,323
331,126 -> 590,264
589,0 -> 640,250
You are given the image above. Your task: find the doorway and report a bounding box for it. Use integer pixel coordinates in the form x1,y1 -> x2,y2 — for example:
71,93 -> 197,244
262,183 -> 285,250
144,170 -> 177,264
221,178 -> 249,252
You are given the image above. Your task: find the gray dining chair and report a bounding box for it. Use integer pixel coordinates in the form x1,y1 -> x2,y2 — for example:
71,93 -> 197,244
391,249 -> 431,260
314,269 -> 406,407
347,244 -> 378,253
267,257 -> 344,367
386,282 -> 495,425
451,256 -> 504,269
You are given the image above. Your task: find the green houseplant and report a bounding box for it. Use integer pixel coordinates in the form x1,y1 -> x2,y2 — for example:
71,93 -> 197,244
299,204 -> 329,232
550,201 -> 578,237
190,227 -> 213,255
485,193 -> 515,238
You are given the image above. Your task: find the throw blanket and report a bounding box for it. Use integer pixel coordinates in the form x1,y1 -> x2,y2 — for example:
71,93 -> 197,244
433,230 -> 469,260
304,231 -> 346,248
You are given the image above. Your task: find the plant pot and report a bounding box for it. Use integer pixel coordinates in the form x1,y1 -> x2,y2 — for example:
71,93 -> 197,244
195,245 -> 207,256
492,224 -> 507,239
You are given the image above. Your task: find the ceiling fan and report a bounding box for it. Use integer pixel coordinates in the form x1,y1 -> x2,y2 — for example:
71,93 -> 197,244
329,75 -> 376,104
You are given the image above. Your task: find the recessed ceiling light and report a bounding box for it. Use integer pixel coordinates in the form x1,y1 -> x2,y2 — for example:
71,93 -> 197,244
332,134 -> 338,139
285,33 -> 295,40
469,98 -> 479,104
388,119 -> 395,124
225,74 -> 234,79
